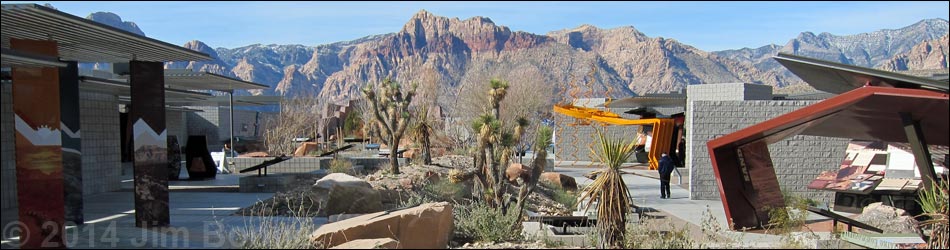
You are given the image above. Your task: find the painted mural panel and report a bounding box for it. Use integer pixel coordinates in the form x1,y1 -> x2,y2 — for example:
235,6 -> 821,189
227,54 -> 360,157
11,38 -> 66,248
129,61 -> 170,228
60,61 -> 84,225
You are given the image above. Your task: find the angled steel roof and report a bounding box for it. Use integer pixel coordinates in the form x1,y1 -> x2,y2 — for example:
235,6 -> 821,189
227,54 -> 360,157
1,47 -> 67,67
164,70 -> 269,91
1,4 -> 210,62
774,53 -> 949,94
598,96 -> 687,108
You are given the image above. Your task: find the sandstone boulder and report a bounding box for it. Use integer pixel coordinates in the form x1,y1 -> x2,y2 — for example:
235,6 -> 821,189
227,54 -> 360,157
540,172 -> 578,191
312,173 -> 384,216
294,142 -> 320,156
330,238 -> 399,249
506,163 -> 531,184
311,202 -> 454,249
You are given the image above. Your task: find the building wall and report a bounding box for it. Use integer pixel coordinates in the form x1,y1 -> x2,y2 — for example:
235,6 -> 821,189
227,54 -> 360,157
686,100 -> 848,202
78,92 -> 123,195
2,85 -> 124,209
187,106 -> 266,151
166,110 -> 187,146
554,106 -> 643,163
687,83 -> 773,101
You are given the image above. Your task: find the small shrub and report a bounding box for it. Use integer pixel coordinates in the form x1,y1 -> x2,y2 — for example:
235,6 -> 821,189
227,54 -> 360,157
625,220 -> 696,249
454,201 -> 523,243
328,158 -> 353,174
543,182 -> 578,210
231,196 -> 322,249
424,178 -> 466,202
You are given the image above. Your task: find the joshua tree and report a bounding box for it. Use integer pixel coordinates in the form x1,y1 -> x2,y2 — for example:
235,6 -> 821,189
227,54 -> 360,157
512,124 -> 552,223
581,128 -> 637,248
488,79 -> 509,119
362,78 -> 416,175
409,105 -> 436,165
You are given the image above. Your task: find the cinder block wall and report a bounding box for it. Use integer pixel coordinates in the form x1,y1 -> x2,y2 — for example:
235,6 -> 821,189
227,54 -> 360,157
166,109 -> 187,145
78,92 -> 123,194
686,100 -> 848,202
554,103 -> 643,163
1,85 -> 124,209
187,106 -> 265,151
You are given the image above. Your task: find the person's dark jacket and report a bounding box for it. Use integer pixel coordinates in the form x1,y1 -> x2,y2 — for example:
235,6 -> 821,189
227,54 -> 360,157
658,155 -> 675,179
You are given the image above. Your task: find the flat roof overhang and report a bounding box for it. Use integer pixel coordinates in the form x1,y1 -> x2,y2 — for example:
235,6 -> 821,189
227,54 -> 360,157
2,3 -> 210,62
168,95 -> 282,107
164,70 -> 269,92
597,96 -> 687,108
708,86 -> 949,229
1,47 -> 67,67
774,53 -> 949,94
77,76 -> 213,103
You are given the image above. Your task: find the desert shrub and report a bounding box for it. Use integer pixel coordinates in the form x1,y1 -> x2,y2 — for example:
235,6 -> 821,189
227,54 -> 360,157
542,182 -> 578,211
328,158 -> 353,174
454,201 -> 523,243
231,196 -> 323,249
424,178 -> 467,202
624,220 -> 697,249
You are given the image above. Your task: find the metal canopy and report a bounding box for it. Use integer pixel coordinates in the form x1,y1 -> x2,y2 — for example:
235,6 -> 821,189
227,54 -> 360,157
599,96 -> 687,108
1,47 -> 67,67
708,86 -> 948,230
1,4 -> 210,63
774,53 -> 949,94
164,70 -> 269,91
167,95 -> 282,107
78,76 -> 213,101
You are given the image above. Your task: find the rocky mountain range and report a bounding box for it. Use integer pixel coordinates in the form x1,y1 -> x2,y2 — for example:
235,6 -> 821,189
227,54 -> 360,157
85,10 -> 949,115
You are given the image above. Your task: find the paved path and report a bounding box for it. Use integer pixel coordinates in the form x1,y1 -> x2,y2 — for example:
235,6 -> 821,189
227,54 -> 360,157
553,164 -> 833,247
1,174 -> 326,249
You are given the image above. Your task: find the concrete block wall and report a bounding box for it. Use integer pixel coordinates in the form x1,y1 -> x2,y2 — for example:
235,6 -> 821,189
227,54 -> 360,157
78,92 -> 123,195
187,106 -> 265,151
2,85 -> 124,209
166,110 -> 187,145
686,100 -> 848,202
687,83 -> 773,101
555,106 -> 643,163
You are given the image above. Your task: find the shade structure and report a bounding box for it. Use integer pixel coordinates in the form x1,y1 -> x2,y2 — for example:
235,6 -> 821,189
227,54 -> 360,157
1,4 -> 210,63
598,96 -> 687,108
552,104 -> 676,170
774,52 -> 948,94
166,95 -> 282,107
75,76 -> 213,103
164,69 -> 269,92
1,47 -> 68,67
708,86 -> 949,230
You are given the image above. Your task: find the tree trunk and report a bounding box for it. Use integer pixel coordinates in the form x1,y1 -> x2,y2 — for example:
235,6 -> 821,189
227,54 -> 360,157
422,129 -> 431,165
390,135 -> 400,174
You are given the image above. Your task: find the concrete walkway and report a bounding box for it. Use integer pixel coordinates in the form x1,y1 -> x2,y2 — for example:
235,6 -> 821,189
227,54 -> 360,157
1,174 -> 326,249
554,164 -> 833,248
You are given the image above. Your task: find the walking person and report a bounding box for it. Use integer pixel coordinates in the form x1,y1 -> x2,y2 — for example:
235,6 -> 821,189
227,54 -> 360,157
658,153 -> 675,199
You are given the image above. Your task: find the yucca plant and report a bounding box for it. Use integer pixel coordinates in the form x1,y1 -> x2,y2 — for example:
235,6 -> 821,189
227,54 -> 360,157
409,105 -> 437,165
580,128 -> 637,248
916,178 -> 949,249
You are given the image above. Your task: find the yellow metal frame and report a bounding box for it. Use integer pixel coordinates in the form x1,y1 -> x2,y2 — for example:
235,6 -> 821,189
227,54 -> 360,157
553,104 -> 674,170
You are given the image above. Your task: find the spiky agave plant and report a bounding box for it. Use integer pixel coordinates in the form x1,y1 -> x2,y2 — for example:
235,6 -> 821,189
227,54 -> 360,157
916,178 -> 949,249
580,128 -> 637,248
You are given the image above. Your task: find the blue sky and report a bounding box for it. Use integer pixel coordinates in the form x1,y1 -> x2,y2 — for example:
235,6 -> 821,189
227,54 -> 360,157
15,1 -> 950,51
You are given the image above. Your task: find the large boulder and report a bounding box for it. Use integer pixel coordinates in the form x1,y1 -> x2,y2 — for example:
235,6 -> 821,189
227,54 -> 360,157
311,173 -> 384,216
330,238 -> 399,249
854,202 -> 919,233
311,202 -> 454,249
506,163 -> 531,184
294,142 -> 320,156
540,172 -> 578,191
